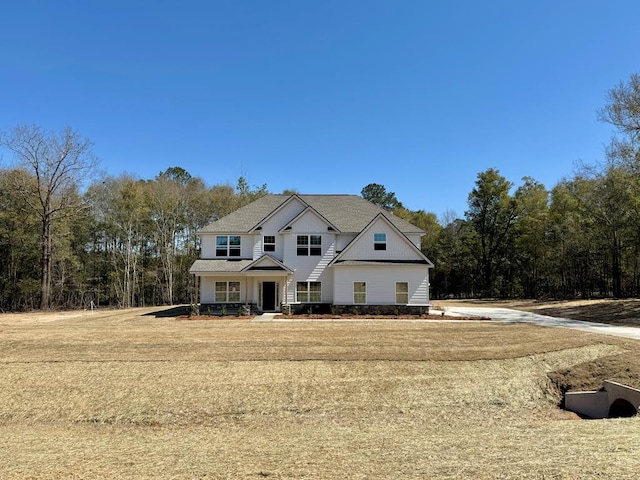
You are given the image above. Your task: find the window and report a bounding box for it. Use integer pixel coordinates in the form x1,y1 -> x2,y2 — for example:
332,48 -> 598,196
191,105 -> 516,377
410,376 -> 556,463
297,235 -> 322,256
216,236 -> 241,257
395,282 -> 409,304
374,233 -> 387,250
296,281 -> 321,302
263,235 -> 275,252
215,281 -> 241,302
353,282 -> 366,304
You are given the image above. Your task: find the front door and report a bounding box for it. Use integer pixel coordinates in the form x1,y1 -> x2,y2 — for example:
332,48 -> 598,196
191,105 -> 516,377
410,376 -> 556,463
262,282 -> 276,311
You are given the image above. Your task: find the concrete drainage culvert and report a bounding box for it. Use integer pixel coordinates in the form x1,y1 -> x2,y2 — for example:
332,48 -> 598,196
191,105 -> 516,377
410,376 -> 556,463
564,380 -> 640,419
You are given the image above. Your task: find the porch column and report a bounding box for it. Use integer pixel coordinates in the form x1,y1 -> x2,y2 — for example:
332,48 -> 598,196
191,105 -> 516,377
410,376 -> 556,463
284,275 -> 289,306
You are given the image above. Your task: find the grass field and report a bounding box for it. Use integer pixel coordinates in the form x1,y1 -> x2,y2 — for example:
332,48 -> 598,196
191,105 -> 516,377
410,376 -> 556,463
1,305 -> 639,479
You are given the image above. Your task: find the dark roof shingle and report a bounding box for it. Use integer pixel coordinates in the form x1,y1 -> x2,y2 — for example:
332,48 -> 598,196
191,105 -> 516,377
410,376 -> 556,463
198,194 -> 424,235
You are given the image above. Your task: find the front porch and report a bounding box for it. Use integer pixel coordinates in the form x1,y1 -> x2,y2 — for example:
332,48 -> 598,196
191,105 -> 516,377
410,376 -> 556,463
190,255 -> 294,314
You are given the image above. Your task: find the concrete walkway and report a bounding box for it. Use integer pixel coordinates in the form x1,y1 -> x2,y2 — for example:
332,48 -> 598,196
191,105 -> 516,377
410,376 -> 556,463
444,306 -> 640,341
252,312 -> 279,322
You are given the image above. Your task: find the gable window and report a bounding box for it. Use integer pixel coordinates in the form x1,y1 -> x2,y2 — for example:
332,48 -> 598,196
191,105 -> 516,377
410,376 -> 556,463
297,235 -> 322,256
263,235 -> 276,252
353,282 -> 366,304
296,281 -> 321,302
215,281 -> 241,303
216,235 -> 241,257
395,282 -> 409,304
374,233 -> 387,250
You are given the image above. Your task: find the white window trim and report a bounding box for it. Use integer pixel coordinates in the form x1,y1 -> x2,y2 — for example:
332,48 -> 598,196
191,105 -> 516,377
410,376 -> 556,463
216,235 -> 241,257
296,235 -> 322,256
395,281 -> 409,304
353,281 -> 367,304
296,281 -> 322,303
263,235 -> 276,252
215,281 -> 241,303
374,233 -> 387,251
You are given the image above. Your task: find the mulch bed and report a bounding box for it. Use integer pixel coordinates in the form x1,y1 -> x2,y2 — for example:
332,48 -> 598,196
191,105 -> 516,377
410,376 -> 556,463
176,315 -> 255,321
274,314 -> 490,320
176,314 -> 491,321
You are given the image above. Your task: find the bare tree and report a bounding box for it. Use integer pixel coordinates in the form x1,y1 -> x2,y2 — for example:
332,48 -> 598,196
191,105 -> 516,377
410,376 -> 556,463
598,74 -> 640,169
0,125 -> 97,309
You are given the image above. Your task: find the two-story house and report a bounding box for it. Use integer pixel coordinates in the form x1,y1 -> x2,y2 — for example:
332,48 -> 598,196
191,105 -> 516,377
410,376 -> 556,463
189,194 -> 434,314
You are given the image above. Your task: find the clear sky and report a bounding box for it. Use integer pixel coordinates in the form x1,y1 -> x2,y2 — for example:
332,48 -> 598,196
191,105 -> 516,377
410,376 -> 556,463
1,1 -> 639,220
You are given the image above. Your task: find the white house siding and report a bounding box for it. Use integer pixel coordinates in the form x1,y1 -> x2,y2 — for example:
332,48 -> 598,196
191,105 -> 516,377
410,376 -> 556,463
336,234 -> 356,252
252,235 -> 261,260
332,265 -> 430,305
200,235 -> 216,258
282,234 -> 337,304
280,210 -> 338,304
255,198 -> 307,261
339,220 -> 422,262
406,233 -> 422,249
261,197 -> 307,232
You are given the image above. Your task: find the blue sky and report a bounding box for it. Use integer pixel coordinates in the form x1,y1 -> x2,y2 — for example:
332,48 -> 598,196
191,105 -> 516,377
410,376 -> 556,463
1,1 -> 639,220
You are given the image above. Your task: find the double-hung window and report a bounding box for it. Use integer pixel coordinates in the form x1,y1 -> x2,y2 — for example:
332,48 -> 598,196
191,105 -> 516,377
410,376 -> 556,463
216,235 -> 241,257
215,281 -> 241,302
263,235 -> 276,252
395,282 -> 409,304
374,233 -> 387,250
297,235 -> 322,256
296,282 -> 321,302
353,282 -> 366,304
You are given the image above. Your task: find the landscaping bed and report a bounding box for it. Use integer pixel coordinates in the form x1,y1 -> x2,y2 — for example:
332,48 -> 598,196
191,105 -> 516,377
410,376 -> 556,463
274,313 -> 490,320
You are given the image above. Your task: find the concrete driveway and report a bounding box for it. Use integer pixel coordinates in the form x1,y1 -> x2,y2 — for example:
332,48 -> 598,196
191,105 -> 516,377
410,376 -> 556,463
444,306 -> 640,341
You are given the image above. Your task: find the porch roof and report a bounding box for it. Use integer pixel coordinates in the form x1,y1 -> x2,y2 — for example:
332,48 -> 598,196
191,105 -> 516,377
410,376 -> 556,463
189,259 -> 253,274
189,257 -> 293,275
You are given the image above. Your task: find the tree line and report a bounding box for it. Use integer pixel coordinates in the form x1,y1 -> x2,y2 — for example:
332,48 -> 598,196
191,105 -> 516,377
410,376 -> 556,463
0,125 -> 267,310
371,73 -> 640,299
2,73 -> 640,310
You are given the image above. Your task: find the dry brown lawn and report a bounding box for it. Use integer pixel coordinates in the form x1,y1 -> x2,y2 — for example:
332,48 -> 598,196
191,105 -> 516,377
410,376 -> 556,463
1,305 -> 639,479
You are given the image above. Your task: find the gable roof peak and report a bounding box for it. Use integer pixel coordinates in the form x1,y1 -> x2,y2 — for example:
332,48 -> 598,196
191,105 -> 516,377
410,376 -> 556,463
198,193 -> 425,235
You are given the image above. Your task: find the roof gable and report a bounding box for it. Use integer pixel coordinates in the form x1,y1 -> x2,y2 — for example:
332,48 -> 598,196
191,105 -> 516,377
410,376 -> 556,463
298,195 -> 423,234
198,195 -> 290,233
242,255 -> 292,272
250,195 -> 308,232
198,194 -> 425,236
279,206 -> 340,233
330,213 -> 434,266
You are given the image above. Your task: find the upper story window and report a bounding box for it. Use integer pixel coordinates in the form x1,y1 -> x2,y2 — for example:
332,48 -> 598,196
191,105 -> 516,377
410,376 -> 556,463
263,235 -> 276,252
297,235 -> 322,256
216,235 -> 241,257
374,233 -> 387,250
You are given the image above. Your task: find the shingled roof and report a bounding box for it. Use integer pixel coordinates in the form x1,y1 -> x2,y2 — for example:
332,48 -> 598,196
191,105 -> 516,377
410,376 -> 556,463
198,194 -> 424,235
